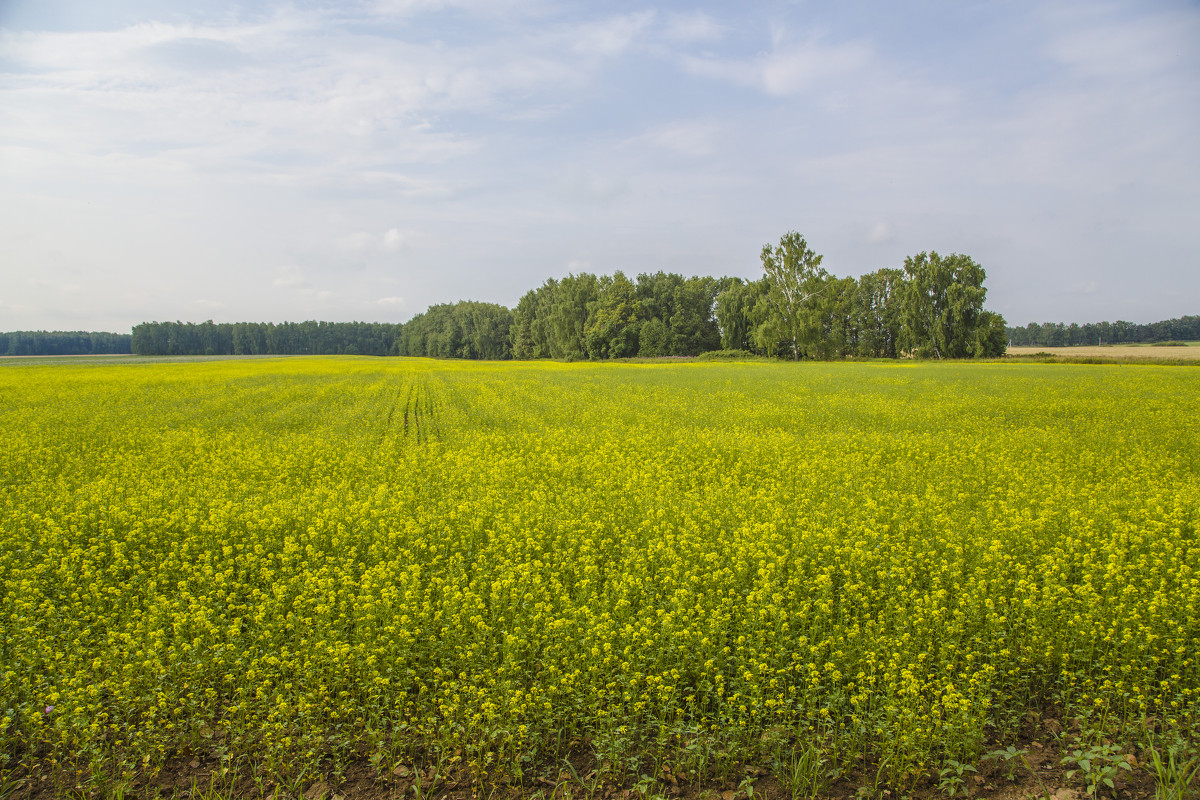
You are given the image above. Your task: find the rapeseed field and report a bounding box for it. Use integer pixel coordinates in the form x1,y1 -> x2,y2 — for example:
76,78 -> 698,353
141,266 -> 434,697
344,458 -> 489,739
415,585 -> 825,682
1,358 -> 1196,796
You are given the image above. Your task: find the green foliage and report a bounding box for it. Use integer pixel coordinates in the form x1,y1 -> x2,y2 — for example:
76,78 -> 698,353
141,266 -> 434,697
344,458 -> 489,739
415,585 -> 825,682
1061,742 -> 1133,797
973,310 -> 1008,357
936,759 -> 976,797
511,280 -> 559,359
0,330 -> 132,356
638,318 -> 671,357
396,301 -> 512,359
133,320 -> 403,357
771,739 -> 833,800
816,275 -> 857,359
984,745 -> 1029,783
759,231 -> 828,360
1008,315 -> 1200,347
749,234 -> 1004,361
1146,736 -> 1200,800
548,273 -> 601,360
585,272 -> 641,359
667,275 -> 722,356
852,268 -> 905,358
714,279 -> 769,352
900,251 -> 991,359
507,270 -> 721,361
120,233 -> 1014,364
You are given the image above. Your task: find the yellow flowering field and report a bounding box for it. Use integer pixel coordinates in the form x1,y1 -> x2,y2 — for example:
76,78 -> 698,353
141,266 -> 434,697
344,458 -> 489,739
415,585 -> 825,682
1,357 -> 1197,794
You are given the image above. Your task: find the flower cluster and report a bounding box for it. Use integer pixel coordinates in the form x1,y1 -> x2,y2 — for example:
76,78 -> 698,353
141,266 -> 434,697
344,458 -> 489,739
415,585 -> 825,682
1,357 -> 1196,784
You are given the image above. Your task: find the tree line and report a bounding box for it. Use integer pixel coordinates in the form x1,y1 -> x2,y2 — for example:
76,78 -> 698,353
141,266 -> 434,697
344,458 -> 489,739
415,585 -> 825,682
395,302 -> 514,359
504,233 -> 1006,360
15,232 -> 1019,360
130,320 -> 402,356
0,330 -> 132,356
1006,315 -> 1200,347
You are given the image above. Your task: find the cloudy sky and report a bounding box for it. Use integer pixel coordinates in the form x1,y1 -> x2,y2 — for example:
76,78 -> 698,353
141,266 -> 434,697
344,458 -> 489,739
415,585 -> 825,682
2,0 -> 1198,332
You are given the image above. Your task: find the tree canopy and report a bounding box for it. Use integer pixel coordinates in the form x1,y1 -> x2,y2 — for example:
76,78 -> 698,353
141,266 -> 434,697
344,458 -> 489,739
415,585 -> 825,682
1006,315 -> 1200,347
63,231 -> 1031,361
899,251 -> 1001,359
0,330 -> 131,356
759,232 -> 829,360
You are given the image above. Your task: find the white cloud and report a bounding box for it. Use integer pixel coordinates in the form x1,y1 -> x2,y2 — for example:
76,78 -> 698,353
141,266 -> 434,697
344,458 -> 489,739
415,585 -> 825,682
679,33 -> 874,98
338,227 -> 416,254
1045,8 -> 1200,81
571,11 -> 655,57
368,0 -> 551,19
2,2 -> 1198,331
381,228 -> 407,252
556,165 -> 630,204
0,7 -> 599,192
759,40 -> 872,97
640,120 -> 721,158
868,223 -> 894,245
376,296 -> 405,306
662,11 -> 724,43
272,266 -> 308,289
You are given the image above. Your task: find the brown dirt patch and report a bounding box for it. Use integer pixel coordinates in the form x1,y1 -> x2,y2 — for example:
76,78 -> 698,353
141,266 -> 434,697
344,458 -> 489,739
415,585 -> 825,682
5,739 -> 1161,800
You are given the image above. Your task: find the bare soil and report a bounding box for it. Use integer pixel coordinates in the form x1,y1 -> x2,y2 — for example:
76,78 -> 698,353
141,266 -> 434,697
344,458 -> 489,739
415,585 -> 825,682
7,721 -> 1163,800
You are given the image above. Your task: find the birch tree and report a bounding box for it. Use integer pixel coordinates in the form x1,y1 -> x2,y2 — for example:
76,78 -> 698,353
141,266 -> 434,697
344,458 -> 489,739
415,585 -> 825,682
760,231 -> 828,360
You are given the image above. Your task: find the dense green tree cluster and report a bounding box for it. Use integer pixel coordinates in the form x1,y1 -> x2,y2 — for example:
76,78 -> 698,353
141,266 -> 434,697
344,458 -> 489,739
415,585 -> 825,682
1007,315 -> 1200,346
132,320 -> 401,356
105,231 -> 1019,361
0,330 -> 132,356
394,301 -> 513,359
709,234 -> 1006,360
509,271 -> 724,360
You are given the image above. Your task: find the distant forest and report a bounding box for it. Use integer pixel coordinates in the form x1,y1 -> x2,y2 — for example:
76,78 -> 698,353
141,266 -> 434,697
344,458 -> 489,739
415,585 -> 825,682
8,312 -> 1197,360
126,237 -> 1009,361
1006,316 -> 1200,346
10,236 -> 1192,360
130,320 -> 402,357
0,330 -> 132,356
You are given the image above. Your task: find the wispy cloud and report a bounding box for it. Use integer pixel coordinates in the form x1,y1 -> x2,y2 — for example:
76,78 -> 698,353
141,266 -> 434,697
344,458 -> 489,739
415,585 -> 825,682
638,119 -> 723,158
1,7 -> 635,187
340,228 -> 416,254
678,32 -> 874,97
868,223 -> 895,245
662,11 -> 725,43
570,11 -> 655,57
1,1 -> 1197,331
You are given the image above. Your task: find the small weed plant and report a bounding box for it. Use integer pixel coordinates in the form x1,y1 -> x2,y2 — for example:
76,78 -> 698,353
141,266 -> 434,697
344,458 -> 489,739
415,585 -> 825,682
1062,742 -> 1133,797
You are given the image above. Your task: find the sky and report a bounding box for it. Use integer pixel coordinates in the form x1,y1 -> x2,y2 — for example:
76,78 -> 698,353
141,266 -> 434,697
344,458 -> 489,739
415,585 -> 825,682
2,0 -> 1198,333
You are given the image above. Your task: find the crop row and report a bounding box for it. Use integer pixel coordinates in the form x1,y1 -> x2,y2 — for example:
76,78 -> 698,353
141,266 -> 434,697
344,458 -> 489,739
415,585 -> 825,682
1,358 -> 1197,792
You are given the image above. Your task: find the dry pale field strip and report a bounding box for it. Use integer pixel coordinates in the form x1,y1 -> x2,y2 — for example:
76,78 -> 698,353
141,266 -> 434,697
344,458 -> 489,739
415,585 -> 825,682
1006,344 -> 1200,359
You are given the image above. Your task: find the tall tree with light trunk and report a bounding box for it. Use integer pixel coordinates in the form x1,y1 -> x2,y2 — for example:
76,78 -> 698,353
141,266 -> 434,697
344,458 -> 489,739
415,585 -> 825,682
760,231 -> 829,360
900,251 -> 989,358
